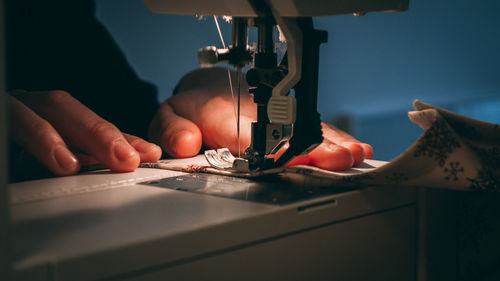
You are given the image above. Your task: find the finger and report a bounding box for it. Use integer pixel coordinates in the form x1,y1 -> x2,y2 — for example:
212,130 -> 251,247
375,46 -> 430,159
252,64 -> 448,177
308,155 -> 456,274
195,96 -> 253,155
272,139 -> 354,171
340,142 -> 365,166
360,143 -> 374,159
168,88 -> 255,156
74,153 -> 100,166
321,122 -> 373,162
149,100 -> 202,158
286,155 -> 311,166
17,90 -> 140,172
168,68 -> 256,156
308,139 -> 354,171
200,108 -> 252,155
123,133 -> 162,162
8,95 -> 80,175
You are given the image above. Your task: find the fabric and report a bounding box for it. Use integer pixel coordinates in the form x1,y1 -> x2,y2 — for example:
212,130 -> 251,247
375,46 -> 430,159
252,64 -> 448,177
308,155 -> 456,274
141,101 -> 500,191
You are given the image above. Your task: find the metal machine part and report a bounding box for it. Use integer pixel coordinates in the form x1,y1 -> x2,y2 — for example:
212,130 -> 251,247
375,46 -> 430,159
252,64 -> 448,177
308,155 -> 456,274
198,14 -> 326,172
142,172 -> 357,205
143,0 -> 410,172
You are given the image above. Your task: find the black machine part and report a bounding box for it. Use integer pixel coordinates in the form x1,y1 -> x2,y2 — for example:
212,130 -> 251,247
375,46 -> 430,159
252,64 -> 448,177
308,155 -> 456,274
243,17 -> 327,170
197,16 -> 327,171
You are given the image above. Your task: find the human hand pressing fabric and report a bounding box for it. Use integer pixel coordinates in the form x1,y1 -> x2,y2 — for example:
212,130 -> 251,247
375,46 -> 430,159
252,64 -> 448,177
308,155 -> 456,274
8,90 -> 162,178
7,68 -> 373,180
149,67 -> 373,171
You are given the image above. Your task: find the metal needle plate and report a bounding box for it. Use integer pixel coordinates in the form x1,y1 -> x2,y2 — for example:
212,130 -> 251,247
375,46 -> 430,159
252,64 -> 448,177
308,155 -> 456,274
141,172 -> 356,205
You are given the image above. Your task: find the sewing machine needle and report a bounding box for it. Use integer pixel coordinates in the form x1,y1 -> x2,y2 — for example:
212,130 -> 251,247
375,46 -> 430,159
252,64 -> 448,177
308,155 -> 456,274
212,16 -> 241,158
236,66 -> 242,158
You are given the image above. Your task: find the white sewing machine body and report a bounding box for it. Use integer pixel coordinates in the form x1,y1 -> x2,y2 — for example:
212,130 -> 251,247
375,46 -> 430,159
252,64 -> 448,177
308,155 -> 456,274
142,0 -> 409,17
11,166 -> 417,281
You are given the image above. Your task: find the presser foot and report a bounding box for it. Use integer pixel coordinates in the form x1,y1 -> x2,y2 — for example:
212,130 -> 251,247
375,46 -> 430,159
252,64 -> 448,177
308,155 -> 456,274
204,148 -> 274,172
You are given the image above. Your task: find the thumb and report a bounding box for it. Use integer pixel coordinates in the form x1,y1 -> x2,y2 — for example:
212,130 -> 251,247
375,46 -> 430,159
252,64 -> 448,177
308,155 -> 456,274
149,100 -> 202,158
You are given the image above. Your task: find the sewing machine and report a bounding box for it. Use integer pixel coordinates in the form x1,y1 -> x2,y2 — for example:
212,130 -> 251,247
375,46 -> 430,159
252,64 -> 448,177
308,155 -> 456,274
145,0 -> 410,171
3,1 -> 424,280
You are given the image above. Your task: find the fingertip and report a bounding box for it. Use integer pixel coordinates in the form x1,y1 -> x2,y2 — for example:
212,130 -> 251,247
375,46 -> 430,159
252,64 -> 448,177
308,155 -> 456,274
163,129 -> 202,158
149,144 -> 163,161
341,142 -> 365,166
111,140 -> 140,172
134,141 -> 162,162
361,143 -> 374,159
53,146 -> 81,175
122,133 -> 162,162
309,141 -> 354,171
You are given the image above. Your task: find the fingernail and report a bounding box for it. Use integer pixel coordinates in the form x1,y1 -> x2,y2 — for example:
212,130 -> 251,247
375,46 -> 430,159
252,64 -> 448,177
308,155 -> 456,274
113,141 -> 137,161
54,146 -> 79,171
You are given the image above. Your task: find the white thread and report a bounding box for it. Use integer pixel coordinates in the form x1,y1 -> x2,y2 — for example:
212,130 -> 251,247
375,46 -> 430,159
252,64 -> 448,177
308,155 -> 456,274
213,16 -> 239,156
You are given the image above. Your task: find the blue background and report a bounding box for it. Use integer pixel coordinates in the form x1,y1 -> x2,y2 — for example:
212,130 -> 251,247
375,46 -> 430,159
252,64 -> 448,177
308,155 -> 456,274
95,0 -> 500,160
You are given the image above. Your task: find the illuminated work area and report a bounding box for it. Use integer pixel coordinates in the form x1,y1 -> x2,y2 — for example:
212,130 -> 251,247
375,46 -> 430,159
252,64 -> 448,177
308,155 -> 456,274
1,0 -> 499,280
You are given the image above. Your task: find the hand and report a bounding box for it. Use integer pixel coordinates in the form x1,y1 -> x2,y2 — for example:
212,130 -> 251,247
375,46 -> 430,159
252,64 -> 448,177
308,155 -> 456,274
8,90 -> 161,177
149,68 -> 373,171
